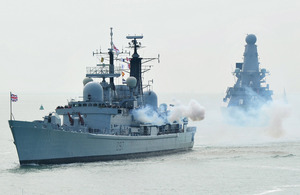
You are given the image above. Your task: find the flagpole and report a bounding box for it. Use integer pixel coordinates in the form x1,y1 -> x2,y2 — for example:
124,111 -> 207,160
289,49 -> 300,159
10,92 -> 12,120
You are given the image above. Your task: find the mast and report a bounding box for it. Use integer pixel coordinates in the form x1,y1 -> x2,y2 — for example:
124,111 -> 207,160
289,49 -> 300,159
88,28 -> 121,103
10,92 -> 12,120
126,35 -> 143,95
109,27 -> 115,91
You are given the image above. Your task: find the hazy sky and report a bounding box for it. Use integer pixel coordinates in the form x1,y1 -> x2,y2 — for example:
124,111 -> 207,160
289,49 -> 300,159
1,0 -> 300,96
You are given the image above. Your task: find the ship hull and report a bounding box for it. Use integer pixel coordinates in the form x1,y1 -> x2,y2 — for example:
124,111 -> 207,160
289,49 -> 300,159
9,120 -> 195,165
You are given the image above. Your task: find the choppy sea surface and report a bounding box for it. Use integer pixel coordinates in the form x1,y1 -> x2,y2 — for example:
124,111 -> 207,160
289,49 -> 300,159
1,93 -> 300,195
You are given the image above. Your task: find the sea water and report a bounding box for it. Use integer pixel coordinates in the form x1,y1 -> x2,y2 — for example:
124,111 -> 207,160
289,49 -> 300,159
0,93 -> 300,195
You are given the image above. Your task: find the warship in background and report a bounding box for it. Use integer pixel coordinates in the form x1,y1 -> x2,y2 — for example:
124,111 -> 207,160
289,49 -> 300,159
223,34 -> 273,109
223,34 -> 273,125
8,29 -> 200,165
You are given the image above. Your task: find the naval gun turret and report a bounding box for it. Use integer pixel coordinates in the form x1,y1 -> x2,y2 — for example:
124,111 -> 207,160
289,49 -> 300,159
223,34 -> 273,109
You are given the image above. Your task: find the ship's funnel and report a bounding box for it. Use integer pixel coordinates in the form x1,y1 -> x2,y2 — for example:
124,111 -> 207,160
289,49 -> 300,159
127,35 -> 143,95
242,34 -> 259,72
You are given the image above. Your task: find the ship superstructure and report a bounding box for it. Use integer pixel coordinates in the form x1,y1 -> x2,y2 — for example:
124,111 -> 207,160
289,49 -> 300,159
223,34 -> 273,109
8,28 -> 197,165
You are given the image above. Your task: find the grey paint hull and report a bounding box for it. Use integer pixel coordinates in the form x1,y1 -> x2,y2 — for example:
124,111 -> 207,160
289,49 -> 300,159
9,120 -> 195,165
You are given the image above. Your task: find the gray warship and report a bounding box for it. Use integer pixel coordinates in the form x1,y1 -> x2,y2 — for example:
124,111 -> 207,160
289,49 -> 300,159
8,29 -> 197,165
223,34 -> 273,109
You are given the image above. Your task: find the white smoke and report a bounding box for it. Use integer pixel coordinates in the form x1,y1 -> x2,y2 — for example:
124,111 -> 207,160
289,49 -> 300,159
224,99 -> 291,138
263,101 -> 291,138
132,99 -> 205,125
190,93 -> 300,146
168,99 -> 205,123
132,106 -> 165,125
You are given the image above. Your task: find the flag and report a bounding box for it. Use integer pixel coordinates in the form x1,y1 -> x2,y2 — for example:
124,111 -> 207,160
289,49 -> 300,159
113,44 -> 120,55
11,94 -> 18,102
122,64 -> 129,69
122,78 -> 126,84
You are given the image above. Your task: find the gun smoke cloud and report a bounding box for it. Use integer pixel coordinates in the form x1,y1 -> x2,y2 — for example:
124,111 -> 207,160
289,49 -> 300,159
224,99 -> 291,139
132,105 -> 165,126
132,99 -> 205,125
168,99 -> 205,122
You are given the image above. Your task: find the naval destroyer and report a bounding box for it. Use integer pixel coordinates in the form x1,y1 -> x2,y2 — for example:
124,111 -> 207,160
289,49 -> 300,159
222,34 -> 273,125
9,29 -> 198,165
223,34 -> 273,109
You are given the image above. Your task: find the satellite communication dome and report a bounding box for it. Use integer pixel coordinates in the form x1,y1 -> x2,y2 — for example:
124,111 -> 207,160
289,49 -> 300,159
83,82 -> 103,102
126,77 -> 137,88
83,77 -> 93,86
245,34 -> 257,45
144,91 -> 158,109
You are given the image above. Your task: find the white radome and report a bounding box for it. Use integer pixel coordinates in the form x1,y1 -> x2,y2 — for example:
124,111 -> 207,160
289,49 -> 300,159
246,34 -> 257,45
83,82 -> 103,102
126,77 -> 137,88
83,77 -> 93,86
